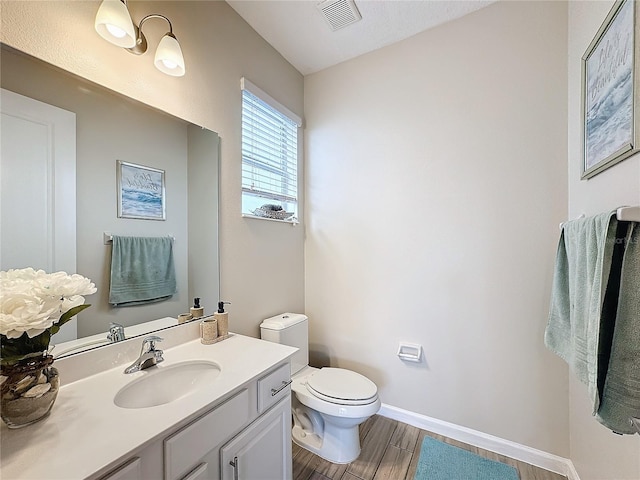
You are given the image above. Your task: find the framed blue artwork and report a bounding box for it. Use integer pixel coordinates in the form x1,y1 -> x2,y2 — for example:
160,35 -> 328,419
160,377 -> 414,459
582,0 -> 639,179
117,160 -> 166,220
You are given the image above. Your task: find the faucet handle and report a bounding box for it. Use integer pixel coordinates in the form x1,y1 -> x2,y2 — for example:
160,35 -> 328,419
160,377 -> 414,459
141,335 -> 164,352
107,322 -> 125,343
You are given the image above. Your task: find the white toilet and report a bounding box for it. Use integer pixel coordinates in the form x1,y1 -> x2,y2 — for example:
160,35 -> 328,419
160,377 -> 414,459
260,313 -> 380,464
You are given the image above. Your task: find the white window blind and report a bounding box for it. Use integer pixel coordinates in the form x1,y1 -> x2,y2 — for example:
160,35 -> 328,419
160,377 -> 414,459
241,78 -> 301,221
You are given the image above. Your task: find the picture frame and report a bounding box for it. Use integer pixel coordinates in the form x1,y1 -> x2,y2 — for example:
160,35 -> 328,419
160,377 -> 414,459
581,0 -> 640,179
117,160 -> 166,220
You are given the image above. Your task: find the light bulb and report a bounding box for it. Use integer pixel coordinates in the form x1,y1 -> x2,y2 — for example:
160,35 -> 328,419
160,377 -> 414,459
161,59 -> 178,70
105,24 -> 127,39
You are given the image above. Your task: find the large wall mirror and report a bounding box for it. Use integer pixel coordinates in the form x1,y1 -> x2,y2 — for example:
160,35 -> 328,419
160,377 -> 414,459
0,45 -> 220,357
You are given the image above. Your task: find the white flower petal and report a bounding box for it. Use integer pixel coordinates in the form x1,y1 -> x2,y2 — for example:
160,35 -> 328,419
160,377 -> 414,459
0,268 -> 96,339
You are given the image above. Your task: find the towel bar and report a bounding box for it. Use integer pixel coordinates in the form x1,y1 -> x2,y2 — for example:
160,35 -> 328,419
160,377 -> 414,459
103,232 -> 175,245
616,206 -> 640,222
559,206 -> 640,230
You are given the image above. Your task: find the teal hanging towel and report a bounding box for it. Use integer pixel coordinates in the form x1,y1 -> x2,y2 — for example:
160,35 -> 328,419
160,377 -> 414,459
544,212 -> 619,414
109,235 -> 176,307
597,222 -> 640,434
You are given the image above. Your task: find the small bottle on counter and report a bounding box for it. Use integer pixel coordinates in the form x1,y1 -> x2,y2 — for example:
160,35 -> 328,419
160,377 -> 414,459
190,297 -> 204,318
215,301 -> 231,337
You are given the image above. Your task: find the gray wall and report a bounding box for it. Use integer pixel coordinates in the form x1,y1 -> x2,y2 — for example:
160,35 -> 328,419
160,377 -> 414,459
188,125 -> 220,311
567,2 -> 640,478
304,0 -> 569,457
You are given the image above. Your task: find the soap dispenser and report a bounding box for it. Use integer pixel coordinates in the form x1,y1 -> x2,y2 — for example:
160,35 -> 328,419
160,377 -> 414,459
215,301 -> 231,337
190,298 -> 204,318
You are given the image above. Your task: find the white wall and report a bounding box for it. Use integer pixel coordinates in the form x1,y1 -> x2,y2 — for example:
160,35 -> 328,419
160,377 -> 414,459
567,2 -> 640,478
0,0 -> 305,336
304,0 -> 569,456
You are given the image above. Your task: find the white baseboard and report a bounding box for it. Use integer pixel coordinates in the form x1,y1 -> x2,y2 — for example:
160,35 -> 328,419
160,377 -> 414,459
378,403 -> 580,480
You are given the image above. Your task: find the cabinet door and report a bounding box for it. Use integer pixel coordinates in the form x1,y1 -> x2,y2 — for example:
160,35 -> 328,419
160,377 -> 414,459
165,389 -> 252,480
99,458 -> 141,480
181,463 -> 209,480
220,396 -> 292,480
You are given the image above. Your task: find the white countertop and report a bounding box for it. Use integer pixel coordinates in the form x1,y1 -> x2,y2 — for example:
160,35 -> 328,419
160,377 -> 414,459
0,334 -> 297,479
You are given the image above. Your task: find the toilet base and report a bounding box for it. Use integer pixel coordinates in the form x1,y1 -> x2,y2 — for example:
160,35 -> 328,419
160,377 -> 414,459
290,372 -> 380,465
292,422 -> 361,464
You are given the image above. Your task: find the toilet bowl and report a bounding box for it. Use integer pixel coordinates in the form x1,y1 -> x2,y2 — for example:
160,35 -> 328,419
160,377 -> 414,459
291,366 -> 380,463
260,313 -> 381,464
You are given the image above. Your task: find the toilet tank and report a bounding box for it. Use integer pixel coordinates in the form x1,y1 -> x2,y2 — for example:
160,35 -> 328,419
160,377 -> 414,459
260,313 -> 308,375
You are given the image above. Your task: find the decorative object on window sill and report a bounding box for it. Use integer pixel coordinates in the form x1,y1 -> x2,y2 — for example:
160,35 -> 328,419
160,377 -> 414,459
242,213 -> 299,225
252,204 -> 294,221
581,0 -> 639,179
0,268 -> 96,428
94,0 -> 185,77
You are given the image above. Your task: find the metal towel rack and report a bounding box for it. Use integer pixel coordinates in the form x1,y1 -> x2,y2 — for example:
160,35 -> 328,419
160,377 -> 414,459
103,232 -> 175,245
559,206 -> 640,230
616,206 -> 640,222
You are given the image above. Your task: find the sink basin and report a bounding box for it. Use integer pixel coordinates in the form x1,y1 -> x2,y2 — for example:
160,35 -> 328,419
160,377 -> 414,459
114,360 -> 221,409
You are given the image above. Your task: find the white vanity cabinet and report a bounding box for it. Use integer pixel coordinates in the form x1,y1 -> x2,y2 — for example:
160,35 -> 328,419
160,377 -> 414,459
164,362 -> 292,480
220,397 -> 292,480
164,388 -> 253,480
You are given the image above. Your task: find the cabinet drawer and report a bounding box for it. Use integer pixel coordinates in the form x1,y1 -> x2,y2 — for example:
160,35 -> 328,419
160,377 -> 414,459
164,389 -> 251,480
257,363 -> 291,413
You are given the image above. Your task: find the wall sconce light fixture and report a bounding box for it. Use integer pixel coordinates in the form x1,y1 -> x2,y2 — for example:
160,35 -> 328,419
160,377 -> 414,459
95,0 -> 185,77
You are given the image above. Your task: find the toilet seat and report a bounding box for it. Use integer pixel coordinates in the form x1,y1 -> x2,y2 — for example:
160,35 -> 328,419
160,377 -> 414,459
306,368 -> 378,406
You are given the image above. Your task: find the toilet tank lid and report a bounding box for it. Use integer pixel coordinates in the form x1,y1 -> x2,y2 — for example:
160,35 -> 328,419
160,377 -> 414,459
260,313 -> 307,330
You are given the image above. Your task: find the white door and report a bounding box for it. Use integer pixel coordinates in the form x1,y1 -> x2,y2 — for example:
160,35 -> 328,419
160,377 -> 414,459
0,88 -> 77,342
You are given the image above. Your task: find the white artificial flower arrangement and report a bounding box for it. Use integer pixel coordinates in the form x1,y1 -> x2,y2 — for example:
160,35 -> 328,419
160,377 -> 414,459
0,268 -> 96,365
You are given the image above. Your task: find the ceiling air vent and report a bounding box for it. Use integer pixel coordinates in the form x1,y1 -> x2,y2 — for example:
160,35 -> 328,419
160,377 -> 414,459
317,0 -> 362,31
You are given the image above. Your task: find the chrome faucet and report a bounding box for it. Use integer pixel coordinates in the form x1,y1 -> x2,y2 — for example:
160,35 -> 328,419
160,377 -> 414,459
124,336 -> 164,374
107,322 -> 126,343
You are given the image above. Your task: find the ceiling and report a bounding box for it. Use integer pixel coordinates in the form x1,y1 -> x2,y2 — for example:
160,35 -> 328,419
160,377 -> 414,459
226,0 -> 496,75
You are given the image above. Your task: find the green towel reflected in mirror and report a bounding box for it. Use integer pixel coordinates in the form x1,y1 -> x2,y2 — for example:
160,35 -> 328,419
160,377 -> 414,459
109,235 -> 177,307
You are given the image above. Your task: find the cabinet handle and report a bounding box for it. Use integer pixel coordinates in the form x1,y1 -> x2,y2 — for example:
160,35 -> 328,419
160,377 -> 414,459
229,456 -> 239,480
271,380 -> 292,397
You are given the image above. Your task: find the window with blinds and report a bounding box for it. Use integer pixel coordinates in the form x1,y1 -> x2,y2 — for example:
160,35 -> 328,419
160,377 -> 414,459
241,78 -> 301,222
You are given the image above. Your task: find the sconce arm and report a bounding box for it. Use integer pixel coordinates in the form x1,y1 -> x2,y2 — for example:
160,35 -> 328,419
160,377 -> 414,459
138,14 -> 173,34
127,13 -> 174,55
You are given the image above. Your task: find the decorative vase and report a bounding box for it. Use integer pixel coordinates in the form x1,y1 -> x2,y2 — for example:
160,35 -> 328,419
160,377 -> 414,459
0,355 -> 59,429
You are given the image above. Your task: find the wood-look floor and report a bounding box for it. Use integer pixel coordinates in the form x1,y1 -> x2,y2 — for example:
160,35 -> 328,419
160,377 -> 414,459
292,415 -> 567,480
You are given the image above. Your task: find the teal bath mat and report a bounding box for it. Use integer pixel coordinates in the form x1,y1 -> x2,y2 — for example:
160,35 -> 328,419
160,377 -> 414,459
414,436 -> 519,480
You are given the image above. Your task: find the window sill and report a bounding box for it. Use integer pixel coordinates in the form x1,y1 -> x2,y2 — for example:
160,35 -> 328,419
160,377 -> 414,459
242,214 -> 299,225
